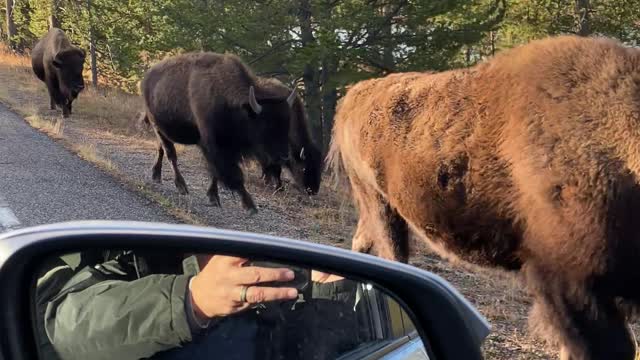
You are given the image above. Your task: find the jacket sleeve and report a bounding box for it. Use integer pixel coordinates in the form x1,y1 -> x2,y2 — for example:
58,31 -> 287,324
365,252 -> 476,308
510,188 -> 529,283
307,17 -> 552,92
43,269 -> 193,360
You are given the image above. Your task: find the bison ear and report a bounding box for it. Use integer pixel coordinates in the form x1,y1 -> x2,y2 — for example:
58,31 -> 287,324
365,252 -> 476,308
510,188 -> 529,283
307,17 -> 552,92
52,58 -> 63,68
52,51 -> 65,68
79,48 -> 87,59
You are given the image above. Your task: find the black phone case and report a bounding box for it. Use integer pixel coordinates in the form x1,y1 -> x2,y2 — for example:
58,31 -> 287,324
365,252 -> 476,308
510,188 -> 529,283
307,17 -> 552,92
246,260 -> 311,292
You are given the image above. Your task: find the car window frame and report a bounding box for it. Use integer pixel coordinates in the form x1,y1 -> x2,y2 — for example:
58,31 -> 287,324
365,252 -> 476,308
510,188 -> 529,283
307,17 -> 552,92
336,284 -> 430,360
0,221 -> 489,360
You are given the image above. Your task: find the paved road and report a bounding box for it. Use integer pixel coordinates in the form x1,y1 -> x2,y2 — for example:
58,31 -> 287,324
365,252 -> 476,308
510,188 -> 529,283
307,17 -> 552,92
0,104 -> 177,232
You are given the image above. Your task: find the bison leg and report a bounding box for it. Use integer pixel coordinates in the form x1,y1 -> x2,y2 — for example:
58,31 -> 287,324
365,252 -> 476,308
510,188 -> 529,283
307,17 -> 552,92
526,265 -> 635,360
201,146 -> 257,214
62,103 -> 71,118
49,96 -> 56,110
238,187 -> 257,214
350,178 -> 409,262
262,164 -> 283,191
206,178 -> 221,207
151,143 -> 164,183
156,132 -> 188,195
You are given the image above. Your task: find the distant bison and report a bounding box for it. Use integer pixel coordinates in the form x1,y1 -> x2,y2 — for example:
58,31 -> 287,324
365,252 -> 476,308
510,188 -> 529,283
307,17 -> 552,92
140,52 -> 296,213
254,77 -> 323,195
329,35 -> 640,360
31,28 -> 86,118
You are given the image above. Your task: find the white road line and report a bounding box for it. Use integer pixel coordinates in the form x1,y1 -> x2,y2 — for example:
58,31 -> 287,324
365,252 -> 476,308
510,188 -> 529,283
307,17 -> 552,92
0,196 -> 20,231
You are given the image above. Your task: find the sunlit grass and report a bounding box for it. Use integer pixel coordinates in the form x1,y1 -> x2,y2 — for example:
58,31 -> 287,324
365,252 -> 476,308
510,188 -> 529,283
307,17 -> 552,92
74,143 -> 117,172
0,47 -> 31,68
24,114 -> 57,135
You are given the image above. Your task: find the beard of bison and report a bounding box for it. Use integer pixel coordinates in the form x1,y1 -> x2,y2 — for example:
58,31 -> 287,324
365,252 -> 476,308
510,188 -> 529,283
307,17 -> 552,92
329,35 -> 640,360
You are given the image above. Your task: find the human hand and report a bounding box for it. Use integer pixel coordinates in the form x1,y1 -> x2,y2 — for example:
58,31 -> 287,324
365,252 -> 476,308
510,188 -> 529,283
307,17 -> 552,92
190,255 -> 298,320
311,270 -> 345,283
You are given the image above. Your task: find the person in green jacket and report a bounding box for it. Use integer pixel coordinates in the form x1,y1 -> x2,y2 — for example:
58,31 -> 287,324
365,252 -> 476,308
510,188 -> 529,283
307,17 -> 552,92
34,250 -> 363,360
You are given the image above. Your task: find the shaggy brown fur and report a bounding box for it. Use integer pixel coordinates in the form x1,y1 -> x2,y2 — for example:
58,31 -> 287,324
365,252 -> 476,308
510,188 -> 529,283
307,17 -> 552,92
31,28 -> 86,118
328,35 -> 640,360
255,77 -> 323,195
140,52 -> 295,212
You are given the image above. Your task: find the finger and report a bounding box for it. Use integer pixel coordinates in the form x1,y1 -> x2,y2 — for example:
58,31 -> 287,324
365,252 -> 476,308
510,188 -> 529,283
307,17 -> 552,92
216,255 -> 249,266
231,302 -> 252,314
311,270 -> 331,282
243,286 -> 298,304
321,274 -> 345,283
234,266 -> 295,285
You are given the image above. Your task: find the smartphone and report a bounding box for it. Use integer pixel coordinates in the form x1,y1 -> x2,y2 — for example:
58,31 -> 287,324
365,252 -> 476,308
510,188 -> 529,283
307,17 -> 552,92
246,260 -> 311,293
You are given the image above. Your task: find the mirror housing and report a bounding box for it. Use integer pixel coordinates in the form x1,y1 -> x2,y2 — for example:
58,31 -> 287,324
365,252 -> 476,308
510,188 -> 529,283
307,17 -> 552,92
0,221 -> 490,360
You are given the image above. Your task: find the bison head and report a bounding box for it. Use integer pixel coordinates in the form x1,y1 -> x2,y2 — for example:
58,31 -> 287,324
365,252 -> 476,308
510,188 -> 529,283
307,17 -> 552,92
52,48 -> 86,101
291,145 -> 322,195
245,86 -> 296,167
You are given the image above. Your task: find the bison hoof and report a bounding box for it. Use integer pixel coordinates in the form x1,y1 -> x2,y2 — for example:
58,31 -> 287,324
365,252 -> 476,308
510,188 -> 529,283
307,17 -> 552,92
152,172 -> 162,183
247,207 -> 258,216
175,181 -> 189,195
208,197 -> 221,207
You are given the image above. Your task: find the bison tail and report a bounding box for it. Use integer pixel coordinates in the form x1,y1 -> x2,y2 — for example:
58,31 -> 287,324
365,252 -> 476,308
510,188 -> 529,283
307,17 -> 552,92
325,124 -> 350,194
140,111 -> 150,125
136,111 -> 151,132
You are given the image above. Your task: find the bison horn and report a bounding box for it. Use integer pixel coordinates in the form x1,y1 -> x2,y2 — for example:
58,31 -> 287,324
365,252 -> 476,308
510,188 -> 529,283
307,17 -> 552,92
249,86 -> 262,114
299,147 -> 305,160
287,89 -> 296,107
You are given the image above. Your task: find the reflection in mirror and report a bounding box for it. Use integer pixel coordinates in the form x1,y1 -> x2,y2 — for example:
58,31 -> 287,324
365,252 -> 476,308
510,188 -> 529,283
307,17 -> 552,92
33,249 -> 427,360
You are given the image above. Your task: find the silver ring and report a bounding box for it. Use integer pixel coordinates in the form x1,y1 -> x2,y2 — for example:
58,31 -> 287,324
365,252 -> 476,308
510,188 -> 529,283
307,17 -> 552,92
240,285 -> 249,303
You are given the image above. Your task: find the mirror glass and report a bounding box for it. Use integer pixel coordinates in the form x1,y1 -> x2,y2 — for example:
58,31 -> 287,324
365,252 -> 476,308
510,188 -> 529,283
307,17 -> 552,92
32,249 -> 426,360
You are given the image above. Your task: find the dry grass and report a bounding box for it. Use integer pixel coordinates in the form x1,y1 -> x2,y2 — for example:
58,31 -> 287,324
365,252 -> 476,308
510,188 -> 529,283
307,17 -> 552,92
24,114 -> 58,135
74,143 -> 117,172
0,46 -> 591,359
0,48 -> 31,68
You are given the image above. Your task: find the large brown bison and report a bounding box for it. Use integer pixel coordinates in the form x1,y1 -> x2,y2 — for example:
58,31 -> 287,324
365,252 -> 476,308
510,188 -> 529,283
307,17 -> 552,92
328,35 -> 640,360
254,77 -> 323,195
31,28 -> 86,118
140,52 -> 296,213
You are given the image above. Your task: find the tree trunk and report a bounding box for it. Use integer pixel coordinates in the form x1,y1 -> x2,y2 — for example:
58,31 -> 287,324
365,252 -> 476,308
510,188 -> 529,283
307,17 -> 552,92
381,4 -> 394,73
5,0 -> 16,50
575,0 -> 591,36
49,0 -> 60,29
321,87 -> 337,152
303,67 -> 322,149
87,0 -> 98,88
490,31 -> 496,56
297,0 -> 322,147
320,57 -> 338,153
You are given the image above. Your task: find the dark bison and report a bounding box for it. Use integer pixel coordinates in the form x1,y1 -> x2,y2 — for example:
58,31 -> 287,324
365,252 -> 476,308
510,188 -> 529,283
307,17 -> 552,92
329,35 -> 640,360
31,28 -> 86,118
254,77 -> 323,195
140,52 -> 296,213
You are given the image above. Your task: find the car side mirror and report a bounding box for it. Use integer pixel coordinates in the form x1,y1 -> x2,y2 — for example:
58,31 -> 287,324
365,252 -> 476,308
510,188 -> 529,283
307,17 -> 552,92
0,221 -> 490,360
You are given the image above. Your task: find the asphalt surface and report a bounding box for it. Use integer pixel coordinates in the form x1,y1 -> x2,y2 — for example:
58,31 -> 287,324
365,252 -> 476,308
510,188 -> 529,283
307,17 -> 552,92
0,103 -> 177,232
